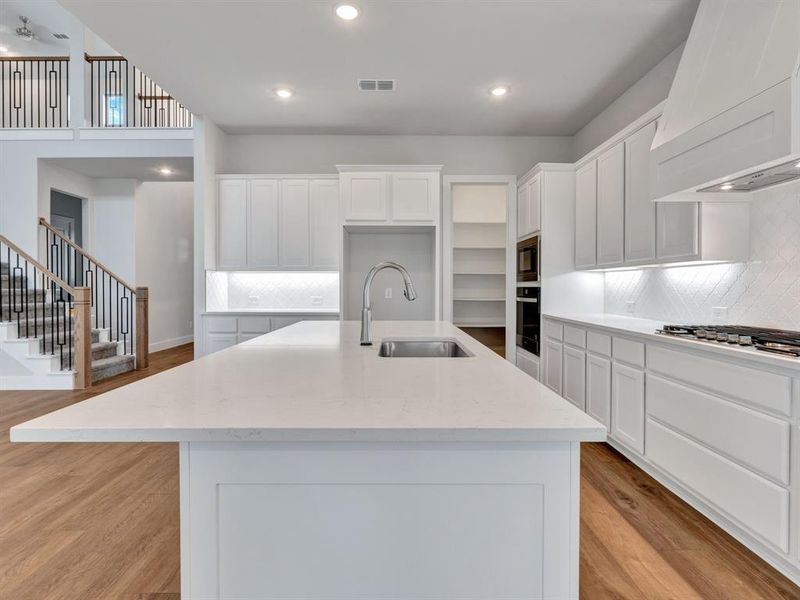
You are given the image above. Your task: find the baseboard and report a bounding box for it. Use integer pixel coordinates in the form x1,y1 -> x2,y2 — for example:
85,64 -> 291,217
149,335 -> 194,353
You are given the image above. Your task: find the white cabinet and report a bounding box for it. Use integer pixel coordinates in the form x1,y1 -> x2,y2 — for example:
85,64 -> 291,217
515,346 -> 540,381
624,121 -> 657,263
657,202 -> 699,260
391,172 -> 438,222
248,179 -> 279,267
543,338 -> 563,395
310,179 -> 340,269
341,173 -> 388,222
611,361 -> 645,454
574,161 -> 597,269
517,174 -> 541,239
595,142 -> 625,267
585,354 -> 611,427
217,176 -> 340,270
217,179 -> 248,268
279,180 -> 311,267
562,346 -> 586,410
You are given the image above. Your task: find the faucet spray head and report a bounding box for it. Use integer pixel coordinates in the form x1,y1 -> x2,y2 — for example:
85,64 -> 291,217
403,281 -> 417,301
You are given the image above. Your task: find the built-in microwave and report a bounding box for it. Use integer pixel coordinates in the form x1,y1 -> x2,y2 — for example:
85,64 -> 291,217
516,286 -> 540,355
517,235 -> 539,282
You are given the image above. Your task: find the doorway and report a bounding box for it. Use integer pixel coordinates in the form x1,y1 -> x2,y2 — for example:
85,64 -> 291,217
50,190 -> 84,247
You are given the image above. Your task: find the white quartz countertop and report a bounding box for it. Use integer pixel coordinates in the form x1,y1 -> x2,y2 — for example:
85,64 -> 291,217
543,312 -> 800,371
11,321 -> 605,444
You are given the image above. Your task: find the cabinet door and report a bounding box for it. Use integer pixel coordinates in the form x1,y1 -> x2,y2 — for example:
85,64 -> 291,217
624,121 -> 657,263
657,202 -> 699,261
515,348 -> 540,381
543,339 -> 563,395
596,142 -> 625,267
391,172 -> 437,222
611,361 -> 645,454
341,173 -> 387,222
248,179 -> 279,267
206,333 -> 237,355
563,346 -> 586,410
279,179 -> 310,267
310,179 -> 340,269
217,179 -> 248,267
271,316 -> 302,331
517,183 -> 530,239
586,354 -> 611,427
574,161 -> 597,269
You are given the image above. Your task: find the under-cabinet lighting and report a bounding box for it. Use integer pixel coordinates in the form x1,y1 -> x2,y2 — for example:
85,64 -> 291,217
719,183 -> 734,190
335,3 -> 360,20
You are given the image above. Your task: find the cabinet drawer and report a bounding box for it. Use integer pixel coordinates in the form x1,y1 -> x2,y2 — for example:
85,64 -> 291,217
563,325 -> 586,349
647,374 -> 790,484
646,419 -> 789,552
586,331 -> 611,356
612,337 -> 644,367
647,346 -> 791,416
543,320 -> 563,341
515,347 -> 540,381
238,316 -> 271,334
205,316 -> 237,334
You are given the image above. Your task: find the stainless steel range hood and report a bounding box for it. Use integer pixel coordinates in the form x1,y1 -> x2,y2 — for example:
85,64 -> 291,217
650,0 -> 800,201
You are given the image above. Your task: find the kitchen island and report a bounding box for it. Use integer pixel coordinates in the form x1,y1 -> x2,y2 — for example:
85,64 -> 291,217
12,321 -> 605,600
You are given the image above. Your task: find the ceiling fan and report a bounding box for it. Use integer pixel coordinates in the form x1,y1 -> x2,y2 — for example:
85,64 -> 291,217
15,16 -> 34,42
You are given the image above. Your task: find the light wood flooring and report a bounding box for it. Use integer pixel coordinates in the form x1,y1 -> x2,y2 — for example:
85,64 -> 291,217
1,342 -> 798,599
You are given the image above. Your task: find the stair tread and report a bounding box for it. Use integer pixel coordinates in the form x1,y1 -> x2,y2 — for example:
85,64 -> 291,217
92,354 -> 134,366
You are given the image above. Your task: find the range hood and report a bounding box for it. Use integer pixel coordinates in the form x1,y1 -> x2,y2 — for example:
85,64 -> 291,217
650,0 -> 800,201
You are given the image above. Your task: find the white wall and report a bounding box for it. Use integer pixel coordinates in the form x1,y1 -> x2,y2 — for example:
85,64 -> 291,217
220,134 -> 573,176
89,178 -> 137,283
135,181 -> 194,351
572,43 -> 684,160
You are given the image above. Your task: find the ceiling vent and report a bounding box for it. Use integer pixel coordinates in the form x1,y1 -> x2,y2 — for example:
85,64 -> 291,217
53,33 -> 70,39
358,79 -> 395,92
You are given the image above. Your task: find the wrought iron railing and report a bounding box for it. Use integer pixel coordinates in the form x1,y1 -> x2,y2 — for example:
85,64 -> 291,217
40,218 -> 141,361
85,53 -> 192,128
0,56 -> 70,128
0,235 -> 91,386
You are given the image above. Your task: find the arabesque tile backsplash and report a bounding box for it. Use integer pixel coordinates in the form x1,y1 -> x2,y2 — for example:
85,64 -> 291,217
206,271 -> 340,311
605,182 -> 800,329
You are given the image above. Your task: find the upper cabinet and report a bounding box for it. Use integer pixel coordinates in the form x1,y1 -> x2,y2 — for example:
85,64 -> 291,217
517,173 -> 541,239
339,166 -> 442,225
217,176 -> 339,270
574,109 -> 748,271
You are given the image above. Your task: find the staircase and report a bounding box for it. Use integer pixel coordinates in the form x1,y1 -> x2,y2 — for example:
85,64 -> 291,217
1,226 -> 148,390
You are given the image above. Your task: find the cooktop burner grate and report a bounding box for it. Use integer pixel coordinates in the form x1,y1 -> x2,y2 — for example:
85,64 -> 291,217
655,325 -> 800,357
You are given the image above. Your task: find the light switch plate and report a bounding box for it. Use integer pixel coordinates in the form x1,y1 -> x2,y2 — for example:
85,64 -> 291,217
248,295 -> 260,306
711,306 -> 728,322
385,288 -> 393,299
310,296 -> 323,306
625,300 -> 636,314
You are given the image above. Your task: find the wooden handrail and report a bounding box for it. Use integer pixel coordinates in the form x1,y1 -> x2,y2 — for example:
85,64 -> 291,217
84,53 -> 127,62
39,218 -> 137,292
0,234 -> 76,294
0,56 -> 69,62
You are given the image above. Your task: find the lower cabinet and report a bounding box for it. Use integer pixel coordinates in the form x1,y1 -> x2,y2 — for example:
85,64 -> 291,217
207,333 -> 238,354
585,353 -> 611,427
610,361 -> 645,454
542,338 -> 563,394
562,346 -> 586,410
201,314 -> 338,356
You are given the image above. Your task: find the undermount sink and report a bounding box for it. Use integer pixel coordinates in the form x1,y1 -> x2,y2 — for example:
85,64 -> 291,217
377,338 -> 473,358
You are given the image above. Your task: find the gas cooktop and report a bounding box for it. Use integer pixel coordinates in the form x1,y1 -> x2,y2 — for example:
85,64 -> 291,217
655,325 -> 800,357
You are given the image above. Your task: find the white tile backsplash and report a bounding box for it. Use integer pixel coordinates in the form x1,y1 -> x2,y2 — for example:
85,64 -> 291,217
206,271 -> 340,312
605,182 -> 800,329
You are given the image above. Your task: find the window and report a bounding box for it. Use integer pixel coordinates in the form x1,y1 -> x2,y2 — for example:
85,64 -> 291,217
105,94 -> 125,127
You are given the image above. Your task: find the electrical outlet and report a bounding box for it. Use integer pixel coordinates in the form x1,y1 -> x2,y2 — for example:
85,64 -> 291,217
625,300 -> 636,315
310,296 -> 323,306
189,320 -> 193,330
711,306 -> 728,322
384,288 -> 393,299
248,295 -> 259,306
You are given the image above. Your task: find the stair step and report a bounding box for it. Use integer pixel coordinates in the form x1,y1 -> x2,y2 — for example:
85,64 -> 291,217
92,354 -> 135,382
1,288 -> 47,300
52,341 -> 121,369
0,273 -> 27,284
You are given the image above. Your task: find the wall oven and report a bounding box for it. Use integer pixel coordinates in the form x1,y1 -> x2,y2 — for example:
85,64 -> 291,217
516,286 -> 540,355
517,236 -> 539,282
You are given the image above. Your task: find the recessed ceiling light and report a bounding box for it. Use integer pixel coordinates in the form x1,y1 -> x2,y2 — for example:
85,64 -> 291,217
335,3 -> 359,20
719,183 -> 733,190
0,46 -> 8,53
274,87 -> 294,99
489,85 -> 509,97
159,167 -> 173,175
795,161 -> 800,168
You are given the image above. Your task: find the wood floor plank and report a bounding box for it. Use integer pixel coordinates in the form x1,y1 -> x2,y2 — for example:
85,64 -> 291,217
2,342 -> 798,599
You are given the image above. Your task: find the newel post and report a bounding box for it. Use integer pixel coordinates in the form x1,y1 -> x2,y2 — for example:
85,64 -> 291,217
73,287 -> 92,389
136,286 -> 149,370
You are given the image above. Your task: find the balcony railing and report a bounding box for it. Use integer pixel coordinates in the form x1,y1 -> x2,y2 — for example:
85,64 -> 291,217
85,53 -> 192,128
0,56 -> 70,128
0,54 -> 191,129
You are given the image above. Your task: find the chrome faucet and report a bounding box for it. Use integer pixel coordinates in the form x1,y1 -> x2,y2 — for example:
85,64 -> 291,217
360,261 -> 417,345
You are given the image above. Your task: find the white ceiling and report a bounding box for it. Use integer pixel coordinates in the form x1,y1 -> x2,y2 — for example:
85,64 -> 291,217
59,0 -> 698,136
0,0 -> 71,56
45,157 -> 194,181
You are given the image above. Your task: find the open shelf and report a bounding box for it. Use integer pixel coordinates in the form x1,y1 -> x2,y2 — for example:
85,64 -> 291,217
453,319 -> 506,327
